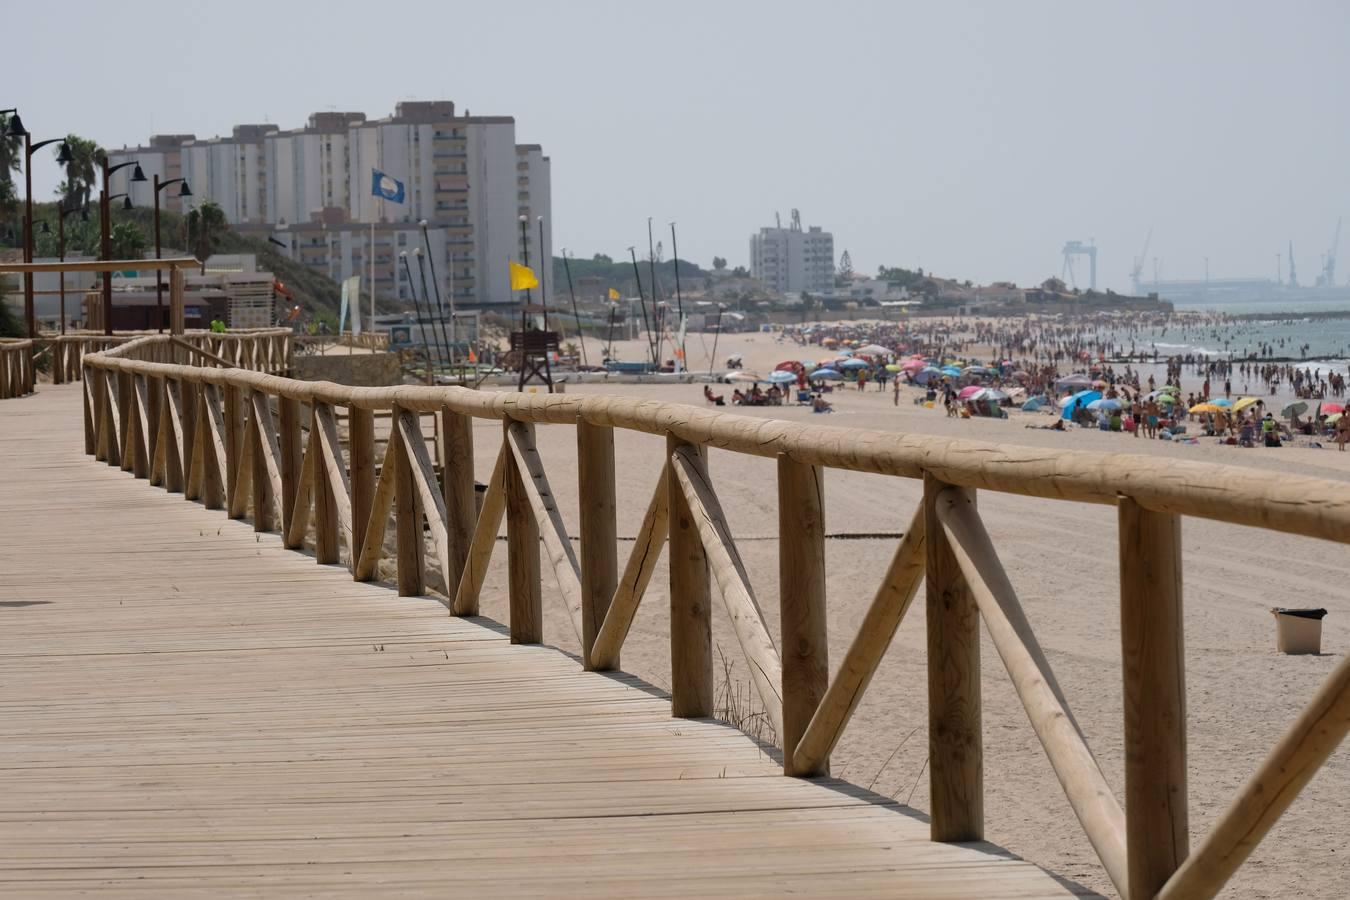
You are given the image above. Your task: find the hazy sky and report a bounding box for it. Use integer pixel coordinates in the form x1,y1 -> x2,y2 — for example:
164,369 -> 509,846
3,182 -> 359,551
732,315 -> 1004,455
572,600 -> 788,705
9,1 -> 1348,291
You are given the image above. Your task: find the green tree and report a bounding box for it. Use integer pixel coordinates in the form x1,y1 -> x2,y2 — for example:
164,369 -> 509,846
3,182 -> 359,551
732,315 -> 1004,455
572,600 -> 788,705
0,113 -> 21,231
185,201 -> 228,272
712,256 -> 727,270
109,221 -> 147,260
836,249 -> 854,286
56,135 -> 103,209
731,265 -> 749,278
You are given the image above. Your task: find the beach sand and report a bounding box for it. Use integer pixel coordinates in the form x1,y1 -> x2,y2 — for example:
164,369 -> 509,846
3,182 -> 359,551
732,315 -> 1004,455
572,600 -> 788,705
459,328 -> 1350,897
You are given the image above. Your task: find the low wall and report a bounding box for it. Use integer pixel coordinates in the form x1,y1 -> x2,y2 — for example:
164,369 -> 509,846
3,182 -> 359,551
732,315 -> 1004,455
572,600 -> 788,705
293,352 -> 401,386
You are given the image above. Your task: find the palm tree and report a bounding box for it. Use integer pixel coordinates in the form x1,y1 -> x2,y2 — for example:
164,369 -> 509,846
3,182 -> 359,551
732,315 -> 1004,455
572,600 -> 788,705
109,221 -> 147,261
185,200 -> 227,273
0,112 -> 22,233
56,135 -> 103,209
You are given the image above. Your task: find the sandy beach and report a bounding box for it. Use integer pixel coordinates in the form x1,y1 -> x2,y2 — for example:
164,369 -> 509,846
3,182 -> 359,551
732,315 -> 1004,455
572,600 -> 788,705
448,326 -> 1350,897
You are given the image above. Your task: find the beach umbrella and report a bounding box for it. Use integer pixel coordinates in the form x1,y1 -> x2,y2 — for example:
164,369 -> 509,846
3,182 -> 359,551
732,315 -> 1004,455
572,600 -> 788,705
1327,413 -> 1344,424
957,385 -> 983,400
902,358 -> 926,371
1088,398 -> 1122,411
1055,373 -> 1093,388
975,388 -> 1009,402
1060,390 -> 1102,419
727,371 -> 763,383
941,365 -> 962,377
885,363 -> 901,373
1321,403 -> 1345,415
1154,394 -> 1177,405
1210,397 -> 1232,407
767,370 -> 797,384
1232,397 -> 1261,413
857,344 -> 890,356
1021,396 -> 1046,412
840,358 -> 869,369
1011,370 -> 1030,380
1281,400 -> 1309,418
913,366 -> 941,384
810,368 -> 843,381
817,357 -> 838,367
1189,402 -> 1224,414
774,360 -> 800,371
821,337 -> 838,347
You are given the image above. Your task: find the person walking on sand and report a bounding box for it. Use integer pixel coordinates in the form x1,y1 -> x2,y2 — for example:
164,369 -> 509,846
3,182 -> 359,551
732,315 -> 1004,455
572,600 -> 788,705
893,376 -> 900,406
1337,413 -> 1350,451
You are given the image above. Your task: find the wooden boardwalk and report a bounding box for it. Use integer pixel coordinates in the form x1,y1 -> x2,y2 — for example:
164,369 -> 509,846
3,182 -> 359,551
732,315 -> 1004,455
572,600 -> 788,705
0,386 -> 1093,898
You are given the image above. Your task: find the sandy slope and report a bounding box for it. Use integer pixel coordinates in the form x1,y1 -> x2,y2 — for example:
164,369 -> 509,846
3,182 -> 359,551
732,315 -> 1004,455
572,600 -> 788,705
460,329 -> 1350,897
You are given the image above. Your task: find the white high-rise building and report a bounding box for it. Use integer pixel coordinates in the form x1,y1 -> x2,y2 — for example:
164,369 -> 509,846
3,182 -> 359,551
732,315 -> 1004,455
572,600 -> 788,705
111,101 -> 550,308
750,211 -> 835,294
106,134 -> 196,215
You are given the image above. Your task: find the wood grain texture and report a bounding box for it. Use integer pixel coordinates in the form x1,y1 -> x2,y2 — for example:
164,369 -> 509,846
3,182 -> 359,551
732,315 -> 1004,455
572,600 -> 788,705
452,444 -> 507,617
589,468 -> 668,671
442,407 -> 477,597
936,486 -> 1126,897
778,456 -> 829,777
924,474 -> 983,844
577,421 -> 618,671
1118,498 -> 1187,900
504,419 -> 542,643
393,407 -> 425,595
668,437 -> 712,719
792,504 -> 925,775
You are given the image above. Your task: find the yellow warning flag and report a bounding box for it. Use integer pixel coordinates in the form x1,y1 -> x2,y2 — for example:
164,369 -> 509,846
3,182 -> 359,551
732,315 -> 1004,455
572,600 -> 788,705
608,287 -> 620,300
509,261 -> 538,291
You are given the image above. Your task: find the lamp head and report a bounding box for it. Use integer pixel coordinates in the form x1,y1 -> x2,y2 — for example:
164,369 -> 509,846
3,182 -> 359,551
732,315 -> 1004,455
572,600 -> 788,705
5,112 -> 25,137
418,219 -> 427,227
177,180 -> 192,198
399,250 -> 407,257
518,215 -> 527,223
130,164 -> 147,183
122,196 -> 133,210
38,221 -> 51,235
55,142 -> 73,165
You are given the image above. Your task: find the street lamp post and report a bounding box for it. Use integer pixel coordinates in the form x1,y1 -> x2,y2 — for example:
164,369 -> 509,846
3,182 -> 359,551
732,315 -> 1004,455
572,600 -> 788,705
100,157 -> 146,334
151,175 -> 191,332
3,110 -> 71,337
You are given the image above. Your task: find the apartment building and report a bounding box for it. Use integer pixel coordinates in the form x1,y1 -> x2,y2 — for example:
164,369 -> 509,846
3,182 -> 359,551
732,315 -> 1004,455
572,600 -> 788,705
749,211 -> 835,294
515,143 -> 553,277
264,112 -> 365,226
178,124 -> 279,225
106,134 -> 196,215
109,101 -> 548,308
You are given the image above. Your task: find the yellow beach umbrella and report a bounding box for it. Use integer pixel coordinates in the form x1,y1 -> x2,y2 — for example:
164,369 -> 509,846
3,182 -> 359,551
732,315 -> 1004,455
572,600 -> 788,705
1232,397 -> 1261,413
1189,402 -> 1224,414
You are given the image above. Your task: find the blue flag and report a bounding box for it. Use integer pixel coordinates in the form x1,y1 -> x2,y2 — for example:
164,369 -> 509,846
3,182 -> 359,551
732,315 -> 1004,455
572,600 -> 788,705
371,169 -> 405,203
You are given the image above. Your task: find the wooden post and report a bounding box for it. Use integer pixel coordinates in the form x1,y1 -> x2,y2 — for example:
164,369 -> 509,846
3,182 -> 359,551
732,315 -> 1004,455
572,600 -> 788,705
180,379 -> 197,498
223,384 -> 244,517
312,403 -> 340,564
578,422 -> 618,670
82,368 -> 97,455
169,266 -> 185,335
349,406 -> 376,566
504,420 -> 541,642
923,472 -> 983,842
250,392 -> 275,532
779,456 -> 829,776
1120,497 -> 1188,899
669,435 -> 712,718
392,406 -> 426,595
278,397 -> 303,544
442,407 -> 476,594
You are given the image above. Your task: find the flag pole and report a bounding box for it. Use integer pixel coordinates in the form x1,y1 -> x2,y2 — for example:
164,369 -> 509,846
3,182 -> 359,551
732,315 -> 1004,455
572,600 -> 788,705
561,249 -> 587,368
670,221 -> 686,370
628,246 -> 656,367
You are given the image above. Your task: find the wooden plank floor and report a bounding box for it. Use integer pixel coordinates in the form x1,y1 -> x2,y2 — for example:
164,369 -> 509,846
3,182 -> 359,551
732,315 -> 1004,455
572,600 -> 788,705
0,386 -> 1097,898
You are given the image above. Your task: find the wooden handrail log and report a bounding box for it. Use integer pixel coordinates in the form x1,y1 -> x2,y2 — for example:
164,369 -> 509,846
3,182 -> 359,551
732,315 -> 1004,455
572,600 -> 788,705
82,340 -> 1350,546
397,409 -> 456,594
451,444 -> 507,616
505,422 -> 586,644
170,337 -> 237,369
0,256 -> 200,274
588,468 -> 669,671
934,486 -> 1129,898
792,504 -> 927,775
671,444 -> 785,742
1156,651 -> 1350,900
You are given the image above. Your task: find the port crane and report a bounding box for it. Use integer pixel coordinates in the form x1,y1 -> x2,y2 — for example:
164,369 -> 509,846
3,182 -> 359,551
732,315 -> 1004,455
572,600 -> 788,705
1061,239 -> 1098,291
1318,217 -> 1342,287
1130,227 -> 1152,293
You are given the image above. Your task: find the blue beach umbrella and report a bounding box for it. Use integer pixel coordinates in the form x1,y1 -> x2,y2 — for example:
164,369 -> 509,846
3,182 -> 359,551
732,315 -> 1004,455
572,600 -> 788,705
941,365 -> 962,377
1060,390 -> 1102,419
810,368 -> 843,381
1087,398 -> 1122,411
768,370 -> 797,384
840,358 -> 869,370
1210,397 -> 1232,407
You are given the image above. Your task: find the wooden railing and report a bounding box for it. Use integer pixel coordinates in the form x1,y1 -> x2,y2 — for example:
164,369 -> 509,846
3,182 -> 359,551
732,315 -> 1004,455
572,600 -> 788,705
0,338 -> 36,399
80,333 -> 1350,900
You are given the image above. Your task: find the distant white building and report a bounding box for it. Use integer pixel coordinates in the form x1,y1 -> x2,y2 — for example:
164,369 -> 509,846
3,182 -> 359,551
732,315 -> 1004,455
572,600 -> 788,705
750,210 -> 834,294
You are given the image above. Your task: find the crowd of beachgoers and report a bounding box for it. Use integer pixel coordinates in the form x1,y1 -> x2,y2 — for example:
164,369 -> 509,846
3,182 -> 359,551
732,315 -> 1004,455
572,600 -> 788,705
700,312 -> 1350,450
